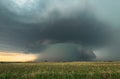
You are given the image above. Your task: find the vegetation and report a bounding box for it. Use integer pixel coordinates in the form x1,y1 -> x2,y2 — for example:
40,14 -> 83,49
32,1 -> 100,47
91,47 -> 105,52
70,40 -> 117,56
0,62 -> 120,79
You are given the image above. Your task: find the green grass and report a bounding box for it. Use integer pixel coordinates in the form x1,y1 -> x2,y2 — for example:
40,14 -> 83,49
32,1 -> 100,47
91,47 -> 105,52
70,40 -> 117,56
0,62 -> 120,79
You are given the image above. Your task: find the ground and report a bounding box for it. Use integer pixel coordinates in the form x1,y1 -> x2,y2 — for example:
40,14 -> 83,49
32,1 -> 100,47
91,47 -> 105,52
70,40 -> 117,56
0,62 -> 120,79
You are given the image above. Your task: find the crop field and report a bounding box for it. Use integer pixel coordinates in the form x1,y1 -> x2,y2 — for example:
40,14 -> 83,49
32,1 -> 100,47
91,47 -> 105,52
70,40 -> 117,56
0,62 -> 120,79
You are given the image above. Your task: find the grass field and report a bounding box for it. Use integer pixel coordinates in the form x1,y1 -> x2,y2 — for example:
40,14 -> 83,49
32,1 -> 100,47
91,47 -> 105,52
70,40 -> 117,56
0,62 -> 120,79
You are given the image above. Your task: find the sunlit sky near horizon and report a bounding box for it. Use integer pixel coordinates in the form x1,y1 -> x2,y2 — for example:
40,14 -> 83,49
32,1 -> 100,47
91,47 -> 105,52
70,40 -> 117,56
0,52 -> 37,62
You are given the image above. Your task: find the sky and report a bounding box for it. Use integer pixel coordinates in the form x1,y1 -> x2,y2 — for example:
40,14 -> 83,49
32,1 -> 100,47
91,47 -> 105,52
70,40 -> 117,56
0,0 -> 120,62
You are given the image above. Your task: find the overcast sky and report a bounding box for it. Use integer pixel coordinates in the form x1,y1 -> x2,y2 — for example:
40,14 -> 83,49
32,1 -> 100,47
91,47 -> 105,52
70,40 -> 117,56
0,0 -> 120,62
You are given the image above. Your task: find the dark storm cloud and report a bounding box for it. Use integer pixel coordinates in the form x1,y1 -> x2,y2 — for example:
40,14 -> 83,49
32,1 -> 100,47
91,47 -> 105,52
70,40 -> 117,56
0,0 -> 118,61
24,12 -> 110,61
41,16 -> 109,45
36,43 -> 96,62
25,12 -> 111,53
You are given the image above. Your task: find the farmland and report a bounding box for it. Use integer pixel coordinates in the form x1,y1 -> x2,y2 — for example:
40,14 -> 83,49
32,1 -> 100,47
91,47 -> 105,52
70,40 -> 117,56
0,62 -> 120,79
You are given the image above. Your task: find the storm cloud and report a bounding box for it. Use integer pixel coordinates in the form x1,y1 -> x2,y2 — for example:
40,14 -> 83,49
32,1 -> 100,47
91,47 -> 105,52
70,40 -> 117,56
0,0 -> 119,61
37,43 -> 96,62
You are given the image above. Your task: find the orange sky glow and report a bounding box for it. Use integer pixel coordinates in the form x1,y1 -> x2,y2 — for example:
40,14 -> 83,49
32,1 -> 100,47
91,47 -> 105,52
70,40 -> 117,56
0,52 -> 38,62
